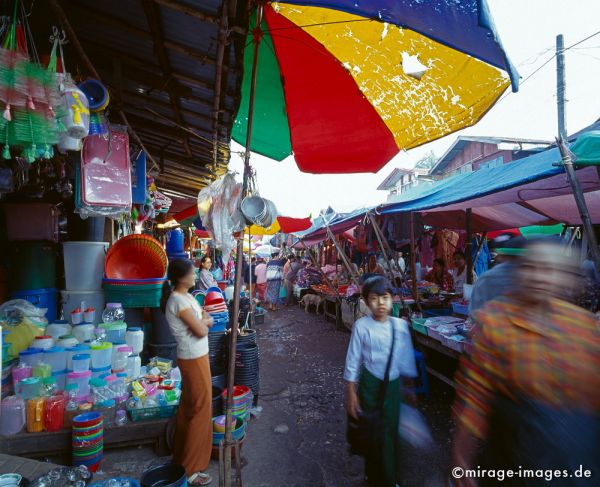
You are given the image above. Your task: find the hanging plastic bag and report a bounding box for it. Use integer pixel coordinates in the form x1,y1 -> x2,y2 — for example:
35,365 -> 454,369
398,403 -> 434,450
199,173 -> 243,263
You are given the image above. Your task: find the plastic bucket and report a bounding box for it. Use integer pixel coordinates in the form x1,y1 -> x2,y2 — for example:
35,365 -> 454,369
61,290 -> 105,326
165,229 -> 185,255
140,464 -> 187,487
10,288 -> 58,322
63,242 -> 108,291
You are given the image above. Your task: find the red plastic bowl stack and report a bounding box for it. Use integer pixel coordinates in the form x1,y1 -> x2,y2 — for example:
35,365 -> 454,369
104,235 -> 167,280
103,235 -> 168,308
203,291 -> 227,314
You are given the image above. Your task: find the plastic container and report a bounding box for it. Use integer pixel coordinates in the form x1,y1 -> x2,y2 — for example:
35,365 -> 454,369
95,399 -> 116,428
63,242 -> 109,291
166,228 -> 185,255
52,369 -> 67,391
90,342 -> 112,369
73,323 -> 96,343
42,376 -> 58,397
44,395 -> 65,432
46,321 -> 72,341
91,365 -> 111,379
43,346 -> 67,372
10,289 -> 58,322
57,334 -> 79,348
102,303 -> 126,323
32,362 -> 52,379
103,283 -> 164,309
125,327 -> 144,355
67,370 -> 92,400
140,464 -> 186,487
73,353 -> 91,372
67,344 -> 91,370
113,346 -> 131,373
12,364 -> 32,388
26,397 -> 45,432
19,377 -> 42,400
61,290 -> 105,326
32,336 -> 54,350
19,348 -> 43,367
100,322 -> 127,343
63,384 -> 79,428
126,353 -> 141,380
90,378 -> 111,404
0,396 -> 26,436
7,241 -> 57,292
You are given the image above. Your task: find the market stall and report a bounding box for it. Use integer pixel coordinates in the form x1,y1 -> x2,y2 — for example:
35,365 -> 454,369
0,0 -> 251,480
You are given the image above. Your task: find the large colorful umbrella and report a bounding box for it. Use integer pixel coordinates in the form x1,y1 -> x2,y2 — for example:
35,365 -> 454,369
233,1 -> 519,174
246,216 -> 312,235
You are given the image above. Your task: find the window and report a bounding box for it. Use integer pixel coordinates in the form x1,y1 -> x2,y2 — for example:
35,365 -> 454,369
447,163 -> 472,178
480,156 -> 504,170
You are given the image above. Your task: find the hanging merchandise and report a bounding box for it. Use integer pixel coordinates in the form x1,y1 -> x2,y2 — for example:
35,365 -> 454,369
78,79 -> 109,136
0,6 -> 66,163
197,173 -> 244,263
75,126 -> 132,219
46,26 -> 89,154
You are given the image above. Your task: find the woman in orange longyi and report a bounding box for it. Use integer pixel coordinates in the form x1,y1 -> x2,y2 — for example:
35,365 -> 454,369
162,259 -> 214,486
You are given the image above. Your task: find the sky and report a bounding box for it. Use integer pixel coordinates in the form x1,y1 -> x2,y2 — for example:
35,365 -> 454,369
228,0 -> 600,218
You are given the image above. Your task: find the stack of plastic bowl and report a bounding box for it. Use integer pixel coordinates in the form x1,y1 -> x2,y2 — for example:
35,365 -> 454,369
208,331 -> 226,372
210,416 -> 246,461
222,385 -> 252,420
72,412 -> 103,472
234,340 -> 260,405
204,289 -> 229,333
103,235 -> 168,308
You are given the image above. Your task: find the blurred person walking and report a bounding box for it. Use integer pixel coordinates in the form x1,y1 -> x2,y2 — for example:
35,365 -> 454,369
452,238 -> 600,486
265,253 -> 286,311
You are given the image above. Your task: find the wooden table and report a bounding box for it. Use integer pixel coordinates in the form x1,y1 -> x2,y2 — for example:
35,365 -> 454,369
413,333 -> 461,389
0,418 -> 172,460
0,453 -> 60,480
322,295 -> 341,327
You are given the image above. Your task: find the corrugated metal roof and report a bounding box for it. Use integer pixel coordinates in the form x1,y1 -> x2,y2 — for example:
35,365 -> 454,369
31,0 -> 248,198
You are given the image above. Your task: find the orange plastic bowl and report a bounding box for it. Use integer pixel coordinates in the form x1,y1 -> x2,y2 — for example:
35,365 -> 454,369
105,235 -> 167,279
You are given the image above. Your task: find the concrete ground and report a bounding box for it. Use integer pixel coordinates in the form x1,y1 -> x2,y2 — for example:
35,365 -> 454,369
83,305 -> 455,485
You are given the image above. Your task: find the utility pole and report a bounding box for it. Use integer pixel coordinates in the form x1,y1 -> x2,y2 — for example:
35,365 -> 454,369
556,34 -> 600,270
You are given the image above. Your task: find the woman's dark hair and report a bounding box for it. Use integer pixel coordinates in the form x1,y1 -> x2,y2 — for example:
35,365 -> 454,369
433,258 -> 446,269
453,251 -> 466,260
362,276 -> 394,300
161,259 -> 194,312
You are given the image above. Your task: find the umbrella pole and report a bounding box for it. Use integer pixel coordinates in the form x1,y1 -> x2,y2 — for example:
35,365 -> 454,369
556,34 -> 600,271
224,5 -> 264,487
248,229 -> 255,328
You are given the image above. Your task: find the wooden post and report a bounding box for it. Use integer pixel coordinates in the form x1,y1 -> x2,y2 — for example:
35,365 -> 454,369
556,35 -> 600,271
223,5 -> 264,486
324,224 -> 361,287
466,208 -> 474,284
409,212 -> 419,308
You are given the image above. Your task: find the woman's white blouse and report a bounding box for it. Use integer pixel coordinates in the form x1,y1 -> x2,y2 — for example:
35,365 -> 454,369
344,316 -> 417,382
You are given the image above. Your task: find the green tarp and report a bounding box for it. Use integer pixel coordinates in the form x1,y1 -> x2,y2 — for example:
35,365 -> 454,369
571,131 -> 600,166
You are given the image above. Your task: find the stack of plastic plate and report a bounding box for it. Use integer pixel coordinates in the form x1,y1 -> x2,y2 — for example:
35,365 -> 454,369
72,412 -> 103,472
222,385 -> 252,420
